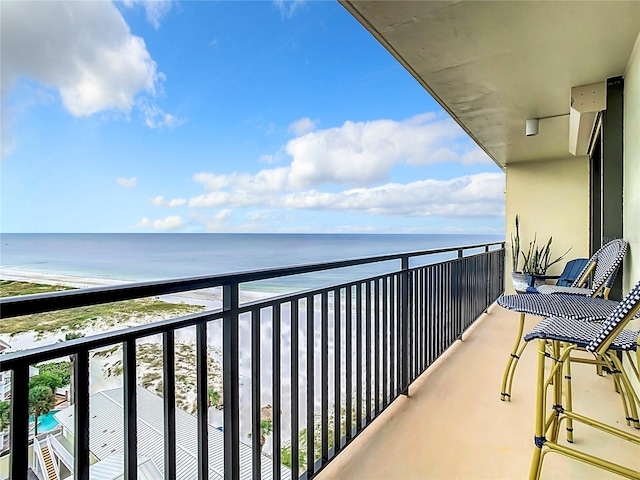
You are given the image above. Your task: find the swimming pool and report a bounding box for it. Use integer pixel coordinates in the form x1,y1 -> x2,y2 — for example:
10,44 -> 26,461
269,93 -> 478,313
29,410 -> 60,433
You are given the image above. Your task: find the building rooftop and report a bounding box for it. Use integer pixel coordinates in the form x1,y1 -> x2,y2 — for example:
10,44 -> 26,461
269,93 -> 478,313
317,304 -> 640,479
55,386 -> 291,480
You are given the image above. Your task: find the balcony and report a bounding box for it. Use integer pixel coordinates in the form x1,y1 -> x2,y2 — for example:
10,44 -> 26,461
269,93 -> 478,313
2,241 -> 637,480
317,306 -> 640,479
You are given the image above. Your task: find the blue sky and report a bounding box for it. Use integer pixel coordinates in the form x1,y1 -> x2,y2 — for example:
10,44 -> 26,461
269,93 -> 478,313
1,0 -> 505,234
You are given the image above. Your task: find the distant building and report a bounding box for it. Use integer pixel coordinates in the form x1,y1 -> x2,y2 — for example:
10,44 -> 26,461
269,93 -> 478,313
32,387 -> 290,479
0,339 -> 39,402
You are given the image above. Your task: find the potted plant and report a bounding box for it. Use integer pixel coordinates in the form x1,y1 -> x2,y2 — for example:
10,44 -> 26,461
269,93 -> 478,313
510,215 -> 571,293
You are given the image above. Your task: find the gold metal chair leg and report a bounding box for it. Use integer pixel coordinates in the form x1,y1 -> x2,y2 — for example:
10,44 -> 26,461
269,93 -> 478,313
609,353 -> 640,429
549,341 -> 563,443
529,339 -> 548,480
501,313 -> 526,401
626,351 -> 640,382
563,346 -> 574,443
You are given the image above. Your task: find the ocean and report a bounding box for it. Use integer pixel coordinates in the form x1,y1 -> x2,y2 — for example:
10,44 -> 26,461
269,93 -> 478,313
1,233 -> 505,448
0,233 -> 503,290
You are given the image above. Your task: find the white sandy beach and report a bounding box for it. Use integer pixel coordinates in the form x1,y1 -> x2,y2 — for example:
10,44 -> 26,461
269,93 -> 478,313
1,267 -> 355,455
0,267 -> 272,307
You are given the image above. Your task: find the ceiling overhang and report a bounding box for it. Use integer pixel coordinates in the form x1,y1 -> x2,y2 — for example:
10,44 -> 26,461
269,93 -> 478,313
341,1 -> 640,169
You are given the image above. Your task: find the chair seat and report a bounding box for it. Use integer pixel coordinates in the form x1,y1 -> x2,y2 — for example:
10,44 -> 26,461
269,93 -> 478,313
524,316 -> 639,351
533,285 -> 591,295
497,293 -> 619,321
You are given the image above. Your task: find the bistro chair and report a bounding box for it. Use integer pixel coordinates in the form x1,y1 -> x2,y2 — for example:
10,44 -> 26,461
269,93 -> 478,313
525,280 -> 640,480
499,239 -> 628,401
533,239 -> 627,298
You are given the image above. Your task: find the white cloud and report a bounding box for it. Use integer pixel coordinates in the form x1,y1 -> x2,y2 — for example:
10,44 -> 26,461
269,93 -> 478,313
148,195 -> 186,207
215,209 -> 233,221
284,114 -> 487,188
139,101 -> 186,129
123,0 -> 173,29
188,172 -> 504,217
191,113 -> 492,198
193,168 -> 291,195
186,113 -> 503,217
288,117 -> 317,136
1,1 -> 177,134
137,215 -> 185,231
278,173 -> 505,216
273,0 -> 306,18
117,177 -> 137,188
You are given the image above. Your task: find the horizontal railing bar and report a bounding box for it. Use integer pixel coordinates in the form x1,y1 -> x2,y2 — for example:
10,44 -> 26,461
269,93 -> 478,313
236,249 -> 495,315
0,309 -> 224,369
0,242 -> 504,318
0,248 -> 505,370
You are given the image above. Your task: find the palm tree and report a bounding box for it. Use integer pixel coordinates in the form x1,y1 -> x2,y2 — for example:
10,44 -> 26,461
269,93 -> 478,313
29,385 -> 55,437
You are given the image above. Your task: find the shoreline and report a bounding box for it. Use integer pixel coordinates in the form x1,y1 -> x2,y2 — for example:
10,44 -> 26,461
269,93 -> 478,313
0,267 -> 273,306
0,266 -> 357,453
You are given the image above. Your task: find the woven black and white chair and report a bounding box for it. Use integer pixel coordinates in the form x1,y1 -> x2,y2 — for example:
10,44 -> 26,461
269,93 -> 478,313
527,280 -> 640,480
497,293 -> 621,401
534,238 -> 627,298
499,239 -> 628,401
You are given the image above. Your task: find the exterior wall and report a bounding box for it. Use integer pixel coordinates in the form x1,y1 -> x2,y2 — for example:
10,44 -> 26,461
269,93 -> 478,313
504,156 -> 590,293
623,33 -> 640,395
624,32 -> 640,294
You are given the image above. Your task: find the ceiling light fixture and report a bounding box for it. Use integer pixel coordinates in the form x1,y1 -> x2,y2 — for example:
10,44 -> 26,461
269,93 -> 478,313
525,119 -> 539,136
525,113 -> 570,137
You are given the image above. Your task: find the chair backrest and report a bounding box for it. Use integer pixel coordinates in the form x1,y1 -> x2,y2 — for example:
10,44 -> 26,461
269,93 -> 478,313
556,258 -> 589,287
571,239 -> 627,297
587,279 -> 640,355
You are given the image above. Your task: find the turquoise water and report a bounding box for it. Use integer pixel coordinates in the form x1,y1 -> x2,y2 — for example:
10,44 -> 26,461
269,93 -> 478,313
29,410 -> 60,433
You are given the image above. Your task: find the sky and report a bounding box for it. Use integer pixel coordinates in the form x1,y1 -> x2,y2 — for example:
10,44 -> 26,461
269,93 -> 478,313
1,0 -> 505,234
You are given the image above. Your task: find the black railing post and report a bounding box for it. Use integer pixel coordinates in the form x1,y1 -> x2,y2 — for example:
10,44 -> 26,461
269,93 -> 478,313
251,307 -> 261,480
9,363 -> 29,480
197,321 -> 209,480
223,282 -> 240,480
123,339 -> 138,480
74,349 -> 90,480
400,256 -> 410,396
163,331 -> 177,480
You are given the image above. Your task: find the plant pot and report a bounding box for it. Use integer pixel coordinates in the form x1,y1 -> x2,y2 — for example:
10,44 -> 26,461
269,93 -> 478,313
511,272 -> 546,294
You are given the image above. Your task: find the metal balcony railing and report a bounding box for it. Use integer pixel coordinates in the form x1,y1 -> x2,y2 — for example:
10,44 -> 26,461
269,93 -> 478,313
0,242 -> 505,480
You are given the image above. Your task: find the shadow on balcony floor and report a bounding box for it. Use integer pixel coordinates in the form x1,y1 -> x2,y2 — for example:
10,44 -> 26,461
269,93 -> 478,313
318,304 -> 640,479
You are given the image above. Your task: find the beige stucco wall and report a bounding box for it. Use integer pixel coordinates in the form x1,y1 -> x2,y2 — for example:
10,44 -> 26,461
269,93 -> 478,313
624,32 -> 640,294
504,156 -> 590,293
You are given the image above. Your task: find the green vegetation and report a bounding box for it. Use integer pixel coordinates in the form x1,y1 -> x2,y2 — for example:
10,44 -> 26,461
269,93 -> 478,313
0,281 -> 204,338
29,372 -> 64,391
0,280 -> 72,298
0,401 -> 9,432
248,418 -> 273,452
207,387 -> 221,407
281,403 -> 358,471
61,332 -> 84,341
29,384 -> 55,436
36,361 -> 71,387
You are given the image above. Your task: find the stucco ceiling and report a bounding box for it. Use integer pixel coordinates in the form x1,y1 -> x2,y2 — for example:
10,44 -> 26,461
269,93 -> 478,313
341,1 -> 640,169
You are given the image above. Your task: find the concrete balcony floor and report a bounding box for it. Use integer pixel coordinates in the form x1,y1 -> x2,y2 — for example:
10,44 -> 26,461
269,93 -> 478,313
318,304 -> 640,479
